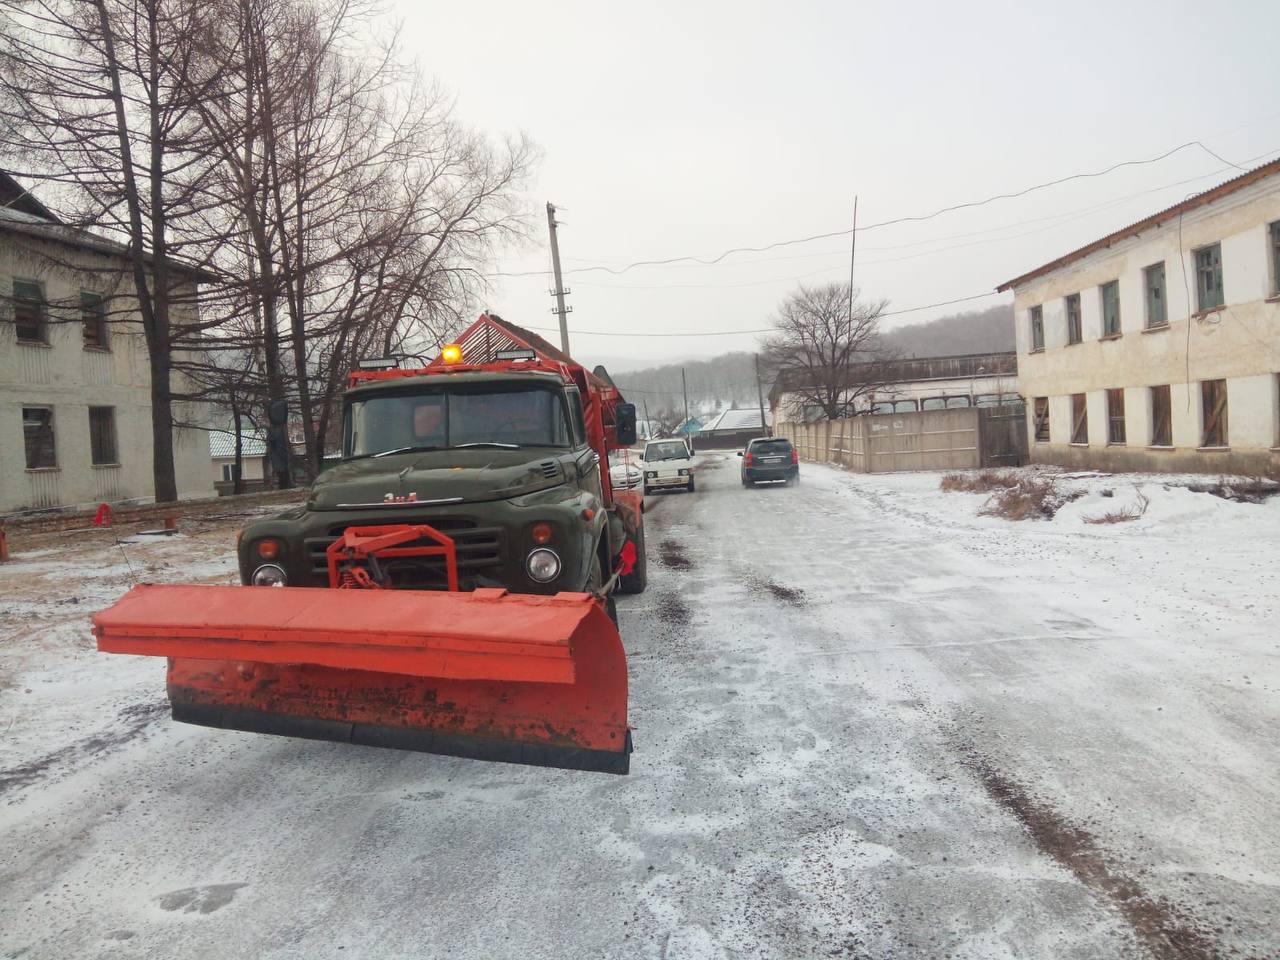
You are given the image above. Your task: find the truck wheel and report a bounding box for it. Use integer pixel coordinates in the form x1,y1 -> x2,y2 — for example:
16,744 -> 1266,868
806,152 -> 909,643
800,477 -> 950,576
617,518 -> 647,595
686,476 -> 696,493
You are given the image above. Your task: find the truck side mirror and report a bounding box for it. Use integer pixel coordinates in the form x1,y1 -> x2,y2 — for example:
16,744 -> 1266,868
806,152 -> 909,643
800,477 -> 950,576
615,403 -> 637,446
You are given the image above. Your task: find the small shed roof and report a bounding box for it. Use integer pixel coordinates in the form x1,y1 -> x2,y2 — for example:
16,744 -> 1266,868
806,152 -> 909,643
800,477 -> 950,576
700,408 -> 772,434
209,432 -> 266,459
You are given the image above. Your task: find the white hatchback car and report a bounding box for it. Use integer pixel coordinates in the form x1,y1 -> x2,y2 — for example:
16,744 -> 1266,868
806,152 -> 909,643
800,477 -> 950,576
640,438 -> 696,494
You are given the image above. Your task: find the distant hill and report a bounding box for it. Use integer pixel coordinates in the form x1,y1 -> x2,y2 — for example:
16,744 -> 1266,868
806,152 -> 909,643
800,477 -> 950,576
610,304 -> 1015,420
880,304 -> 1014,357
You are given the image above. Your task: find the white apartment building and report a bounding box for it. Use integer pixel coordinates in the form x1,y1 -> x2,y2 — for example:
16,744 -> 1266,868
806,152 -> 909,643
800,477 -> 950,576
998,160 -> 1280,475
1,173 -> 211,514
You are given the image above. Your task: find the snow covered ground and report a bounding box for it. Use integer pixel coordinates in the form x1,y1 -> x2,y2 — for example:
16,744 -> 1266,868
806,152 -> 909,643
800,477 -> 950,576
1,460 -> 1278,959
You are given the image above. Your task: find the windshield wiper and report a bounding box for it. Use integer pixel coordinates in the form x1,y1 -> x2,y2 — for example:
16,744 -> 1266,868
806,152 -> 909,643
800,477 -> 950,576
362,444 -> 443,459
452,441 -> 522,449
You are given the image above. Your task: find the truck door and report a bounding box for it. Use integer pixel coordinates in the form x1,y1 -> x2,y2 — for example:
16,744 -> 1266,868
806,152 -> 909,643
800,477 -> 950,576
565,388 -> 602,497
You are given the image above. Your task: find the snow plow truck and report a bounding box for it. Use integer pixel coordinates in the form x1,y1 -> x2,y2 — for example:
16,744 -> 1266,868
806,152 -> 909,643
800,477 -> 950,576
93,314 -> 648,774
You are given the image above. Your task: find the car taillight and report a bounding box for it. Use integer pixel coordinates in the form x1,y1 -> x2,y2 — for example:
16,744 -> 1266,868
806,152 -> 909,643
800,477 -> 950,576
791,450 -> 799,465
744,453 -> 753,466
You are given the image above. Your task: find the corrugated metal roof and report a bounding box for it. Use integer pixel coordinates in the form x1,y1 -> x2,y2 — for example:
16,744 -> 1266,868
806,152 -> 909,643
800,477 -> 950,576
997,157 -> 1280,292
700,408 -> 772,433
209,432 -> 266,459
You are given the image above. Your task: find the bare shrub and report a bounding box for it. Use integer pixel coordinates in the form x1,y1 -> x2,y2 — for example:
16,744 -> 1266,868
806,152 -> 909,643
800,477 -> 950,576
1186,476 -> 1280,504
940,470 -> 1020,494
1083,489 -> 1150,525
979,476 -> 1080,521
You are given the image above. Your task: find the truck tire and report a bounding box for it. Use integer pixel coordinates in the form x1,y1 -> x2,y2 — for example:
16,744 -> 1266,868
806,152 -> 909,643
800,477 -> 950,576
616,517 -> 647,595
686,476 -> 696,493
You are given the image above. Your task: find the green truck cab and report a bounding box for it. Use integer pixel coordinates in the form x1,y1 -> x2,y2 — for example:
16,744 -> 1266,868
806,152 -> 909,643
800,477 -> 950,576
237,367 -> 642,601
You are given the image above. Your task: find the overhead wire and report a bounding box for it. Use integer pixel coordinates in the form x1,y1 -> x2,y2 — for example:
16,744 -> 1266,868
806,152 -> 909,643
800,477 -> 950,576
489,139 -> 1256,280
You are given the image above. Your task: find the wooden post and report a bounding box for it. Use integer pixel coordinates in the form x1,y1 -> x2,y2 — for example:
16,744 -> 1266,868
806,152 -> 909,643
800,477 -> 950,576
0,520 -> 9,562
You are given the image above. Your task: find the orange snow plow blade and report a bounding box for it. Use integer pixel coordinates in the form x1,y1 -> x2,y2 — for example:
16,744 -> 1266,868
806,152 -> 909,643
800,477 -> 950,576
93,584 -> 631,774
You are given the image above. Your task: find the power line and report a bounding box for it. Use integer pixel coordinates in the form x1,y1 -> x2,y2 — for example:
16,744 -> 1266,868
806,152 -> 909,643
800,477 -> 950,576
489,139 -> 1250,280
518,292 -> 1002,339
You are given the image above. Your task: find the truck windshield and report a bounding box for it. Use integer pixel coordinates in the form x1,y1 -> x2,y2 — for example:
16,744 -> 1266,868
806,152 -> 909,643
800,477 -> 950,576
345,385 -> 572,458
644,442 -> 689,461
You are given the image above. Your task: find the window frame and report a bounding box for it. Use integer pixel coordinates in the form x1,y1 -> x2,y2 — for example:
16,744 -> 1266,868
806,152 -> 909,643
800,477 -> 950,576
81,291 -> 110,350
13,279 -> 48,344
1106,389 -> 1126,445
1200,379 -> 1228,448
1194,243 -> 1224,312
1269,221 -> 1280,297
22,406 -> 58,469
1143,262 -> 1168,329
1065,293 -> 1082,345
1033,397 -> 1050,442
1149,385 -> 1172,447
88,406 -> 119,466
1070,393 -> 1088,444
1099,280 -> 1121,338
1029,305 -> 1044,352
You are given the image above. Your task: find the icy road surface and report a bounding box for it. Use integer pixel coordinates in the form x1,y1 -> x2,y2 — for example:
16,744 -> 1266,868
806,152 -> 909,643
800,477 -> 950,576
2,458 -> 1278,959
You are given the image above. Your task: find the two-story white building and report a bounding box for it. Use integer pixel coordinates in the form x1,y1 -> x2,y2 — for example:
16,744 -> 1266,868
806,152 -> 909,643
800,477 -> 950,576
998,159 -> 1280,475
1,172 -> 211,514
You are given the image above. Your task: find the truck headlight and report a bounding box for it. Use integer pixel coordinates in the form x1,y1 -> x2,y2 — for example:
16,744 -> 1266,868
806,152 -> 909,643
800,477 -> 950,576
645,471 -> 657,478
251,563 -> 288,587
677,468 -> 689,476
526,548 -> 561,582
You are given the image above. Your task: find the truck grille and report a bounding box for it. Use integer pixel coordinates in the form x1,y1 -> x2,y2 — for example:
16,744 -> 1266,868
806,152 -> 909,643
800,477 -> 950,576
304,517 -> 506,587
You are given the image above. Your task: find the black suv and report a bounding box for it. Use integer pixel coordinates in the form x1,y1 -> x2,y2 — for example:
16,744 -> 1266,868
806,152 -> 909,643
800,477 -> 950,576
739,437 -> 799,486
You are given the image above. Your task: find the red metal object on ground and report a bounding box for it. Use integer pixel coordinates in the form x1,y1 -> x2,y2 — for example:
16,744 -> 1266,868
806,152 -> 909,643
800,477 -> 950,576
94,583 -> 630,772
93,503 -> 112,527
0,521 -> 8,562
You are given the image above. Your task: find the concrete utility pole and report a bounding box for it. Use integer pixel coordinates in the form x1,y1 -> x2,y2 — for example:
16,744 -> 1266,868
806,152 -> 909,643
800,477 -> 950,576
754,353 -> 771,437
681,368 -> 690,428
546,202 -> 572,355
642,398 -> 652,440
848,194 -> 858,324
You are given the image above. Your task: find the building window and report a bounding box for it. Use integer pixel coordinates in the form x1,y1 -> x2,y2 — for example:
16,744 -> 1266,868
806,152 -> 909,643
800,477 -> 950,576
1201,379 -> 1228,448
921,397 -> 947,411
13,279 -> 47,343
1107,389 -> 1126,445
1029,305 -> 1044,351
1194,243 -> 1224,311
1100,281 -> 1121,337
1144,262 -> 1167,328
89,407 -> 118,465
82,293 -> 109,349
221,463 -> 238,483
1269,222 -> 1280,296
1150,385 -> 1172,447
1033,397 -> 1050,442
1065,293 -> 1082,344
22,407 -> 57,468
1071,394 -> 1088,444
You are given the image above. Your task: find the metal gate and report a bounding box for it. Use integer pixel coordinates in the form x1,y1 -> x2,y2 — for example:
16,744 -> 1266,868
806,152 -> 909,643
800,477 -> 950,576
978,404 -> 1027,467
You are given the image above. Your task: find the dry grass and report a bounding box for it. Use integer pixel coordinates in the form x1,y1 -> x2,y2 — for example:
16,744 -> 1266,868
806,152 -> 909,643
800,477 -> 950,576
940,470 -> 1020,494
1186,476 -> 1280,504
1083,489 -> 1150,525
979,476 -> 1080,521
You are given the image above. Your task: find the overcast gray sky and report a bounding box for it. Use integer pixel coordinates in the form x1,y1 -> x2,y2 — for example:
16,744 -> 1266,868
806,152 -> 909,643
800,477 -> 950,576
395,0 -> 1280,370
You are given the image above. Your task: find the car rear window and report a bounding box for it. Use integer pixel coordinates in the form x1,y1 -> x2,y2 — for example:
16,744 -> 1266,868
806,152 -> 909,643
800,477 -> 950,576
750,439 -> 792,454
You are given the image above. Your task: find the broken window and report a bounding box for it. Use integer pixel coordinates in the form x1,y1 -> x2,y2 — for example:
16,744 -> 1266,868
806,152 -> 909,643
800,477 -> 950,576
1029,305 -> 1044,351
22,407 -> 56,468
1200,379 -> 1228,448
1107,389 -> 1126,445
1100,281 -> 1121,337
1194,244 -> 1224,311
1033,397 -> 1050,442
1065,293 -> 1082,344
1150,385 -> 1172,447
89,407 -> 118,465
82,292 -> 108,349
13,279 -> 47,343
1144,262 -> 1167,328
1071,393 -> 1088,444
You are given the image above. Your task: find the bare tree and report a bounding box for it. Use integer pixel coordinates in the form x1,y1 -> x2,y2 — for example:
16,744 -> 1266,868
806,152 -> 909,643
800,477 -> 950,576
761,282 -> 893,421
1,0 -> 226,502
